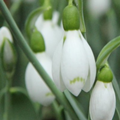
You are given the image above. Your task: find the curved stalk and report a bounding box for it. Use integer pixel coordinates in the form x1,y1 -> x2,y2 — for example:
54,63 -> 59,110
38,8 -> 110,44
96,36 -> 120,70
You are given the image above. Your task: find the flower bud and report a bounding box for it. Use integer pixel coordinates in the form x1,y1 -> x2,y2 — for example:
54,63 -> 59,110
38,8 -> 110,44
89,81 -> 116,120
97,65 -> 113,82
62,4 -> 80,31
1,38 -> 17,77
30,28 -> 45,53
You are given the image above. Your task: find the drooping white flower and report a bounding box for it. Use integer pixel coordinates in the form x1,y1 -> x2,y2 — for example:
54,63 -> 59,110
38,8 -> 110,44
52,30 -> 96,96
35,12 -> 63,58
87,0 -> 111,17
0,26 -> 13,46
89,81 -> 116,120
25,52 -> 55,106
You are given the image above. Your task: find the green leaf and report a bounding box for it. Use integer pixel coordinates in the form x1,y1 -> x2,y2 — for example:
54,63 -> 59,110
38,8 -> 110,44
112,76 -> 120,119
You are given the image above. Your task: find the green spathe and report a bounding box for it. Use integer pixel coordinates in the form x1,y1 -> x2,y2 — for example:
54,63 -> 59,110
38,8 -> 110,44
62,4 -> 80,31
30,28 -> 45,53
97,65 -> 113,82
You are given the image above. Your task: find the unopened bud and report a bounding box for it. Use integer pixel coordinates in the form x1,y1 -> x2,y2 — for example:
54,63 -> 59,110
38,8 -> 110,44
1,38 -> 17,77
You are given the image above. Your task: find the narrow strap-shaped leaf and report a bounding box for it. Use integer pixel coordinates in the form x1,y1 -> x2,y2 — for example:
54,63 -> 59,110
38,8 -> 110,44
112,76 -> 120,119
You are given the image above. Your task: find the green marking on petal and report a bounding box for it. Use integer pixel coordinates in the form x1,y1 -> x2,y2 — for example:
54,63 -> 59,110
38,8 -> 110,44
70,77 -> 85,84
45,92 -> 54,97
63,36 -> 66,44
104,83 -> 107,88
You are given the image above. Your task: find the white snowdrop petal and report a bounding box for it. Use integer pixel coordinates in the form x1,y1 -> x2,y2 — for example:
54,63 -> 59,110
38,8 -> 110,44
35,14 -> 44,31
3,40 -> 14,64
0,27 -> 13,46
25,52 -> 55,106
40,21 -> 62,58
52,11 -> 59,24
52,40 -> 66,91
81,35 -> 96,92
61,30 -> 89,96
89,81 -> 116,120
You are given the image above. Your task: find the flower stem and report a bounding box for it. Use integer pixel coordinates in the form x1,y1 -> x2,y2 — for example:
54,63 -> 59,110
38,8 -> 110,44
96,36 -> 120,70
52,101 -> 63,120
0,0 -> 79,119
74,0 -> 86,33
3,80 -> 11,120
68,0 -> 73,5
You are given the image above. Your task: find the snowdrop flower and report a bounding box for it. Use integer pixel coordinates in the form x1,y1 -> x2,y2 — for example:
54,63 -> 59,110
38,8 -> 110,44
89,81 -> 116,120
89,65 -> 116,120
35,11 -> 63,58
52,3 -> 96,96
87,0 -> 111,17
25,52 -> 55,106
52,30 -> 96,96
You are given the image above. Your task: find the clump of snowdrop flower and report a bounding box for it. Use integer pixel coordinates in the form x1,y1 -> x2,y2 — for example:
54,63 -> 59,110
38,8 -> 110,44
52,2 -> 96,96
0,26 -> 17,78
89,65 -> 116,120
35,1 -> 63,58
87,0 -> 111,17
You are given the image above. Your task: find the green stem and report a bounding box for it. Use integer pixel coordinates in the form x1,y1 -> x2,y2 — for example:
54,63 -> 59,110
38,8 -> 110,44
68,0 -> 73,5
64,90 -> 87,120
74,0 -> 86,33
52,101 -> 63,120
0,0 -> 78,119
3,80 -> 11,120
96,36 -> 120,70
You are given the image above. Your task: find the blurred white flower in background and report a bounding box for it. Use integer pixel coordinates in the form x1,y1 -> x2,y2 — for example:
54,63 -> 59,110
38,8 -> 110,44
25,52 -> 55,106
35,12 -> 63,58
52,30 -> 96,96
0,26 -> 13,46
89,81 -> 116,120
87,0 -> 111,17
